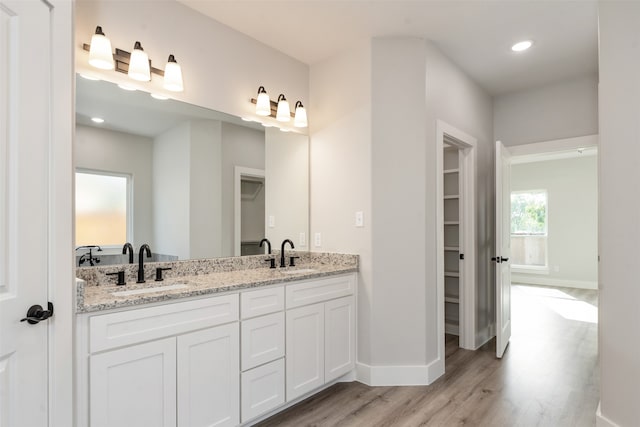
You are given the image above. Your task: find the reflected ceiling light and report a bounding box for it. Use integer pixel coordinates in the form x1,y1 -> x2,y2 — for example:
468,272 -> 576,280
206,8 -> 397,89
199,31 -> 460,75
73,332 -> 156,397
294,101 -> 308,128
150,93 -> 169,100
117,84 -> 137,91
255,86 -> 271,116
128,41 -> 151,81
511,40 -> 533,52
91,117 -> 105,124
163,55 -> 184,92
276,94 -> 290,122
280,128 -> 290,132
80,74 -> 100,81
88,26 -> 114,70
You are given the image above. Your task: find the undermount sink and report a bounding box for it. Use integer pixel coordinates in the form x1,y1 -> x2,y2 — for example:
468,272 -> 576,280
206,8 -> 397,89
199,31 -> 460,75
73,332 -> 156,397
282,268 -> 317,275
111,283 -> 189,297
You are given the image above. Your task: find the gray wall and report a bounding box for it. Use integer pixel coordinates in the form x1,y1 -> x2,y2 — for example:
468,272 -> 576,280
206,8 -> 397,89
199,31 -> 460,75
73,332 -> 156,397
511,156 -> 598,288
494,74 -> 598,146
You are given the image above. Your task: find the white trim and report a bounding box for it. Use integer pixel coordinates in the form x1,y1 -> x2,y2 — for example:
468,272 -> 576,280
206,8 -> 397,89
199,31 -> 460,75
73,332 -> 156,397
508,134 -> 598,162
233,166 -> 265,256
596,402 -> 621,427
355,360 -> 443,386
49,1 -> 74,426
436,119 -> 477,358
512,265 -> 549,275
512,274 -> 598,290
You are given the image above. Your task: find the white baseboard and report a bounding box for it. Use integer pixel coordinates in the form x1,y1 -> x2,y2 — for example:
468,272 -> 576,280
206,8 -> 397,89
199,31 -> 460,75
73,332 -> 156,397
512,274 -> 598,290
356,358 -> 444,386
596,402 -> 621,427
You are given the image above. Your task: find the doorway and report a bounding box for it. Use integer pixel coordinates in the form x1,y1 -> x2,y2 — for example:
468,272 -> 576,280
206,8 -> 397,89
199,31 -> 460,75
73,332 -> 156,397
234,167 -> 266,256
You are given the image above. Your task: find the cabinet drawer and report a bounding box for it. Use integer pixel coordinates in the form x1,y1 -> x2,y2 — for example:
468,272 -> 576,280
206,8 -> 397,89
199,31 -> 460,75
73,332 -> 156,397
241,358 -> 285,423
286,274 -> 355,309
241,286 -> 284,319
89,294 -> 239,353
241,312 -> 285,371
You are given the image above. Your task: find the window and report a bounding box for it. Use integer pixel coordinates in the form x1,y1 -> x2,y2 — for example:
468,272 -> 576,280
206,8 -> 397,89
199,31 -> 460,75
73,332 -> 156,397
511,190 -> 547,268
75,171 -> 130,247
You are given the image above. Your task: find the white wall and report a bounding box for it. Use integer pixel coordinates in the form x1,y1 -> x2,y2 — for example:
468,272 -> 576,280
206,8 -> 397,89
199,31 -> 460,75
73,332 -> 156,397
75,0 -> 308,123
75,124 -> 154,248
511,156 -> 598,289
494,74 -> 598,147
265,128 -> 309,251
598,2 -> 640,426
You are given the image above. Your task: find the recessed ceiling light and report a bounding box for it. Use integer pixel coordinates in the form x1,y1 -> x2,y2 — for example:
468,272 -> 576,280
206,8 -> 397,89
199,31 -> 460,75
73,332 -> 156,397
91,117 -> 105,124
117,84 -> 137,91
150,93 -> 169,100
511,40 -> 533,52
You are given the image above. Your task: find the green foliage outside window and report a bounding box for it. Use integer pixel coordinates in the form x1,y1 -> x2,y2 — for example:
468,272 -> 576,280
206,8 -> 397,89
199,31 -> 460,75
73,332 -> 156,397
511,192 -> 547,234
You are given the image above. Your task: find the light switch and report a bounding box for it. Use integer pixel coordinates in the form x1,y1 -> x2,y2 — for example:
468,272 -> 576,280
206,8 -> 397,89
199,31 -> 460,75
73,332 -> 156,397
355,211 -> 364,227
299,232 -> 306,247
268,215 -> 275,228
314,232 -> 322,247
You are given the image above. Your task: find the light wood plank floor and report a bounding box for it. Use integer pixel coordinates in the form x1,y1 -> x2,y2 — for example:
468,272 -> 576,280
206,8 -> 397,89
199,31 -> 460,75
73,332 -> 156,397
257,285 -> 599,426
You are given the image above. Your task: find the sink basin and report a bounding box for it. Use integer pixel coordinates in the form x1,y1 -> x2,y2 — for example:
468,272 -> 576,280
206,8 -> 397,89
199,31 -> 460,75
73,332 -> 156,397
111,283 -> 189,297
282,268 -> 317,275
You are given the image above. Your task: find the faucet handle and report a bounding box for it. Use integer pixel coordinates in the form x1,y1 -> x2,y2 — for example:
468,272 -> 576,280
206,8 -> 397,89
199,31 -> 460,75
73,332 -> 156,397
264,257 -> 276,269
155,267 -> 172,281
289,256 -> 300,267
106,271 -> 126,286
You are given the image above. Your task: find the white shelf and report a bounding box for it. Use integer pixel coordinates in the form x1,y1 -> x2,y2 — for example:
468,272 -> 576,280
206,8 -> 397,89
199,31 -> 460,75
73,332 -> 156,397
444,246 -> 460,252
443,168 -> 459,174
444,195 -> 459,200
445,322 -> 459,336
444,221 -> 459,225
445,296 -> 459,304
444,271 -> 460,278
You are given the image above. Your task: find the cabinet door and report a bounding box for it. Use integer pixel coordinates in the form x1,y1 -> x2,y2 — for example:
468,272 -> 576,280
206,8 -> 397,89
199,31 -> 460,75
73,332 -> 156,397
241,358 -> 285,422
177,323 -> 240,427
325,296 -> 356,382
241,311 -> 285,371
286,303 -> 324,401
90,338 -> 177,427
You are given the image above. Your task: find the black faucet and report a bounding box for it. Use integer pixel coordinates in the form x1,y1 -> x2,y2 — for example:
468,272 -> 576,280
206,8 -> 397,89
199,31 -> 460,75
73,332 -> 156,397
259,238 -> 272,254
260,238 -> 276,268
122,243 -> 134,264
280,239 -> 295,268
76,245 -> 102,266
137,244 -> 152,283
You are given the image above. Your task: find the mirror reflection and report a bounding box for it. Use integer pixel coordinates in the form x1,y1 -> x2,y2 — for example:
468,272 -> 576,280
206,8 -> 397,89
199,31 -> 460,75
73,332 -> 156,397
74,75 -> 309,264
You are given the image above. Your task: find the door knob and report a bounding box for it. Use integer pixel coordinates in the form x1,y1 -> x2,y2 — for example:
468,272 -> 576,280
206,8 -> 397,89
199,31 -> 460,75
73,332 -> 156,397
20,302 -> 54,325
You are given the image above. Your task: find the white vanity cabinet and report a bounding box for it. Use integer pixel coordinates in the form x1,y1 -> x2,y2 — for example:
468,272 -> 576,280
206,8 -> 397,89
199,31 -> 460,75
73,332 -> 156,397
78,294 -> 240,427
285,275 -> 356,401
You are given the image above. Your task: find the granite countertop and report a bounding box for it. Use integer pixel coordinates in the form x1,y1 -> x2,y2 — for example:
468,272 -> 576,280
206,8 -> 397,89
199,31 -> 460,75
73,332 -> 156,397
76,252 -> 358,313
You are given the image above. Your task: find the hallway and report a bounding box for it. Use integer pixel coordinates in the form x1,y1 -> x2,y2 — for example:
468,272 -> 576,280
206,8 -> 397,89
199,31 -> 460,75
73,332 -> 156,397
257,285 -> 599,426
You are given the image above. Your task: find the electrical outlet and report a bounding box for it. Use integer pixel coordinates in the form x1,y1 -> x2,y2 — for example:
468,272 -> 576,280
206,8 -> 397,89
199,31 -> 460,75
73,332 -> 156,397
299,232 -> 306,247
268,215 -> 275,228
314,232 -> 322,247
355,211 -> 364,227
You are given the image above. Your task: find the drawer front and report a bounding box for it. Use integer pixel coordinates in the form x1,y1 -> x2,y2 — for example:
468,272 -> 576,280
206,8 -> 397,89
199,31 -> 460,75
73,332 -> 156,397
89,294 -> 239,353
241,312 -> 285,371
240,286 -> 284,319
241,358 -> 285,423
286,274 -> 355,309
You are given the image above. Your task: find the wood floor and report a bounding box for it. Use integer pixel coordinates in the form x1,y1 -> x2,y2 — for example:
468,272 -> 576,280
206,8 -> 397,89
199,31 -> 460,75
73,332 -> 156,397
257,285 -> 599,426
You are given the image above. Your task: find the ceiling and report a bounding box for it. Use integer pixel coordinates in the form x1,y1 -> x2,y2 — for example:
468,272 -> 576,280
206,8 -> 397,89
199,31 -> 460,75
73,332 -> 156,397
177,0 -> 598,95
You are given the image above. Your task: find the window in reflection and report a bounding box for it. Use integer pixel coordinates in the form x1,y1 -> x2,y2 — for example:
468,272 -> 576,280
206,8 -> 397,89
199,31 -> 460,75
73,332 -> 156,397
75,171 -> 129,246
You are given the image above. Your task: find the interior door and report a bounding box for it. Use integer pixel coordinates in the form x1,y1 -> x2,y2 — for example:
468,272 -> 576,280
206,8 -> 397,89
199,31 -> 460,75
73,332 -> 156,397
495,141 -> 512,358
0,1 -> 51,425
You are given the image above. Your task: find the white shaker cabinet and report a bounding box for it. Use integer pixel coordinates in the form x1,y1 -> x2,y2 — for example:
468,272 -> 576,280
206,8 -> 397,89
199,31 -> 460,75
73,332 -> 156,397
325,295 -> 356,382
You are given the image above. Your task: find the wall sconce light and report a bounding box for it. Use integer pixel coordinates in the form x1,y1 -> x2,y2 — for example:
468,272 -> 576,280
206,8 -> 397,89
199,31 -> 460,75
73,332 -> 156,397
128,41 -> 151,82
294,101 -> 307,128
276,94 -> 290,122
88,26 -> 114,70
255,86 -> 271,116
84,26 -> 184,92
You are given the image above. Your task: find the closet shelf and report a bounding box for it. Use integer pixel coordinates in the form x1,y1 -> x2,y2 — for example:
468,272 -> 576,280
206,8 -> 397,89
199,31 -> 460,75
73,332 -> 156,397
444,221 -> 460,225
444,195 -> 459,200
444,246 -> 460,252
443,168 -> 459,174
445,296 -> 460,304
444,271 -> 460,278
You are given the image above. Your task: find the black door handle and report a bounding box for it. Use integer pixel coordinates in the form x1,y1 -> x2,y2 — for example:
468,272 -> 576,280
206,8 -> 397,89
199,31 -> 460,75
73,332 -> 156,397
502,257 -> 509,262
20,302 -> 54,325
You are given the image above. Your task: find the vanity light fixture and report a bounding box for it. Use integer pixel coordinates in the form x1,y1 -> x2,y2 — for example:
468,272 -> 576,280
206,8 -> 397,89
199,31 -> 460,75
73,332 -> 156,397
163,55 -> 184,92
276,94 -> 291,122
88,26 -> 114,70
294,101 -> 308,128
511,40 -> 533,52
128,41 -> 151,81
255,86 -> 271,116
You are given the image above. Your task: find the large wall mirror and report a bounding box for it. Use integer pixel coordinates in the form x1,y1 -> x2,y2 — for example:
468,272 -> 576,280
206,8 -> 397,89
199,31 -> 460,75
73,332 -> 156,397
75,75 -> 309,264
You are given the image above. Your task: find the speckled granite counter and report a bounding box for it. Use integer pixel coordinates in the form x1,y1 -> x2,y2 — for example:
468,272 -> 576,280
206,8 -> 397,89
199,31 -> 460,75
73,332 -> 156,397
76,252 -> 358,313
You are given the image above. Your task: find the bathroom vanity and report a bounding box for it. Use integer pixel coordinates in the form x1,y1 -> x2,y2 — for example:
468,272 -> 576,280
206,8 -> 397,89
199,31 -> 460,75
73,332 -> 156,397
75,253 -> 357,426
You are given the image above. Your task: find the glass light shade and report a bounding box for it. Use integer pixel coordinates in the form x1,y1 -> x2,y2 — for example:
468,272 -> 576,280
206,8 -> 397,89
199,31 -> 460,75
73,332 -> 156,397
128,41 -> 151,82
294,101 -> 308,127
276,94 -> 290,122
88,26 -> 114,70
256,86 -> 271,116
163,55 -> 184,92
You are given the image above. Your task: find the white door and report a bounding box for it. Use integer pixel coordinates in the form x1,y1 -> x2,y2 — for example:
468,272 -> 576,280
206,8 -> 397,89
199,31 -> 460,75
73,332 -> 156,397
0,1 -> 52,426
495,141 -> 512,358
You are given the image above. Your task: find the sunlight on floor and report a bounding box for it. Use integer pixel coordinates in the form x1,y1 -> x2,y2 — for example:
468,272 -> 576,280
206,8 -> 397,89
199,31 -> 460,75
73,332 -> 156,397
514,285 -> 598,324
